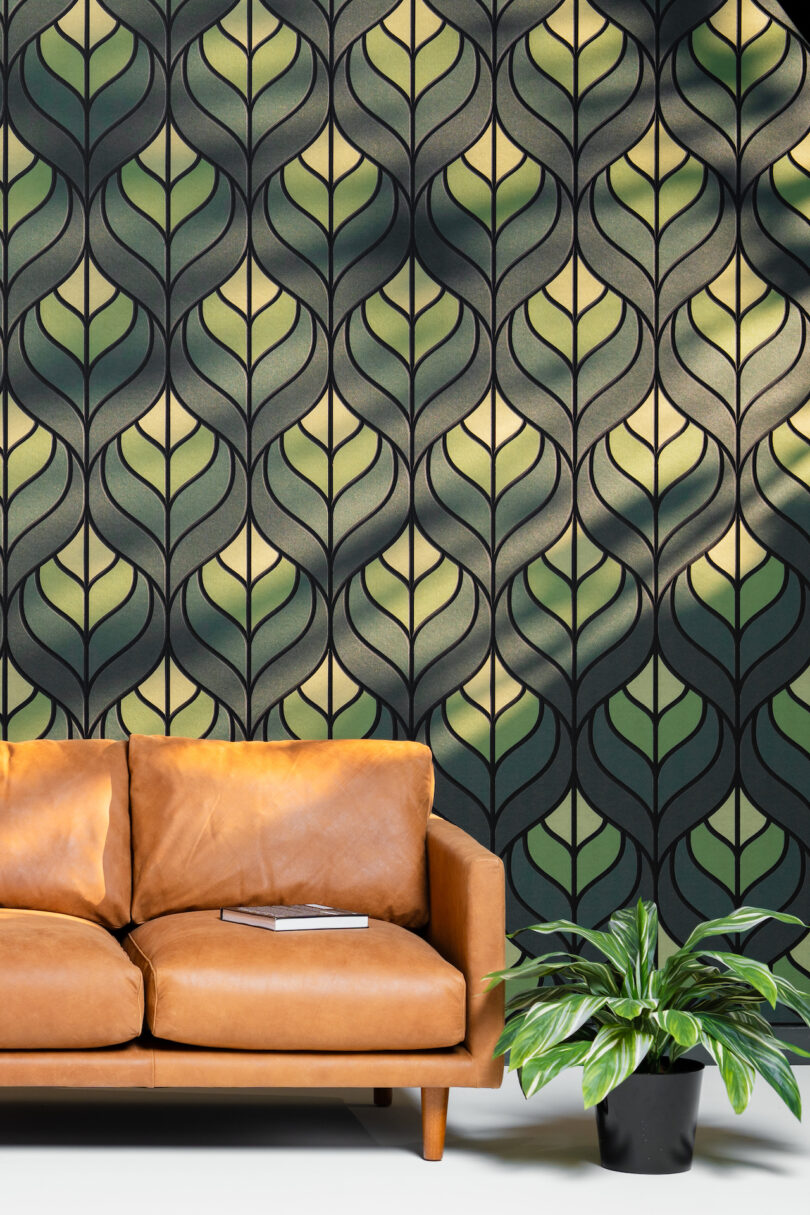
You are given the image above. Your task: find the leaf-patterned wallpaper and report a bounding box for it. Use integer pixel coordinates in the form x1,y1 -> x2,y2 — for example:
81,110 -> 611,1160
1,0 -> 809,1006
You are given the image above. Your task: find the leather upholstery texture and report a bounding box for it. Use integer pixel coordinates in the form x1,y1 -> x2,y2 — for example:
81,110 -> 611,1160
148,1043 -> 477,1088
0,739 -> 131,927
0,909 -> 144,1049
0,1043 -> 477,1089
125,909 -> 466,1051
128,735 -> 434,926
426,815 -> 505,1086
0,1043 -> 154,1087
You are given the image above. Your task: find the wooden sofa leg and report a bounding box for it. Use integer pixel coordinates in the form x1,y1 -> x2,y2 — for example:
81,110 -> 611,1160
421,1087 -> 449,1160
373,1087 -> 393,1107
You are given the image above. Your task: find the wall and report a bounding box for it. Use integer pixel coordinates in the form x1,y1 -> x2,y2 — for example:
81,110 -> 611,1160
1,0 -> 809,1003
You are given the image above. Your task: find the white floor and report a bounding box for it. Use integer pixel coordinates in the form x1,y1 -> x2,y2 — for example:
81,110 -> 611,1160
1,1068 -> 808,1215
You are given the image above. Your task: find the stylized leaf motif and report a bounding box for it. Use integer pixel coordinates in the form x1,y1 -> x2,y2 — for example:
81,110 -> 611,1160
334,521 -> 422,730
519,792 -> 626,925
15,523 -> 156,733
3,661 -> 65,741
407,0 -> 495,857
110,659 -> 221,740
278,652 -> 391,742
5,0 -> 167,739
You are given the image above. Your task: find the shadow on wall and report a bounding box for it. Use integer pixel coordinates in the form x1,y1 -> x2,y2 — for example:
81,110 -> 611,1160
779,2 -> 810,41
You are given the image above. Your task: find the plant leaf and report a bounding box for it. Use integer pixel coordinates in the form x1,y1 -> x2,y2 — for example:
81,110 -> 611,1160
607,997 -> 656,1019
505,984 -> 585,1014
661,956 -> 762,1009
696,1012 -> 802,1120
783,1041 -> 810,1059
609,900 -> 658,997
484,953 -> 576,987
563,958 -> 621,995
653,1008 -> 700,1048
607,909 -> 641,997
658,954 -> 717,1004
698,951 -> 778,1006
507,994 -> 609,1070
772,975 -> 810,1028
680,982 -> 761,1005
580,1025 -> 655,1112
491,960 -> 580,988
519,1040 -> 592,1098
493,1016 -> 524,1057
681,907 -> 804,954
505,987 -> 571,1015
722,1007 -> 773,1036
636,900 -> 658,990
520,918 -> 630,971
701,1035 -> 755,1115
581,1024 -> 653,1108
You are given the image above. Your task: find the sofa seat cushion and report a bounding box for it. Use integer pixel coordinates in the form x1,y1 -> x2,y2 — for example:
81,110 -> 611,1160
0,909 -> 144,1048
125,910 -> 466,1051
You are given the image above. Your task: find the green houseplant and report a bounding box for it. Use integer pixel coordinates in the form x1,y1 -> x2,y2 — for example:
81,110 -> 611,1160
486,901 -> 810,1172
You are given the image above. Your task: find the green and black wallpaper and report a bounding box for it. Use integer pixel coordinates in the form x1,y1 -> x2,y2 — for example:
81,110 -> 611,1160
1,0 -> 810,1002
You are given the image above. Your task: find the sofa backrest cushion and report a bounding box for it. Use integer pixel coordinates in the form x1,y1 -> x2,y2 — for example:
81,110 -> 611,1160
0,739 -> 131,928
128,735 -> 435,927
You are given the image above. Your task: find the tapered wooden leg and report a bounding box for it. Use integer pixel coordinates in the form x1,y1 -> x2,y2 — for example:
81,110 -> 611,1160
373,1087 -> 393,1107
421,1087 -> 449,1161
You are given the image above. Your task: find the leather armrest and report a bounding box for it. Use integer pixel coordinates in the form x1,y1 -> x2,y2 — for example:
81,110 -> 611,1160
425,815 -> 505,1086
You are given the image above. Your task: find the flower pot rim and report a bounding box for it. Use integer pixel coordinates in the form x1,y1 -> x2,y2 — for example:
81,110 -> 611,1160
633,1058 -> 705,1077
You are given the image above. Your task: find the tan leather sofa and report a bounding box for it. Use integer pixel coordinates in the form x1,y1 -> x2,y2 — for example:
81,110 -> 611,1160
0,735 -> 504,1159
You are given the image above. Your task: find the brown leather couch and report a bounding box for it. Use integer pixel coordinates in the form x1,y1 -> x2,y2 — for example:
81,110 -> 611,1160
0,735 -> 504,1159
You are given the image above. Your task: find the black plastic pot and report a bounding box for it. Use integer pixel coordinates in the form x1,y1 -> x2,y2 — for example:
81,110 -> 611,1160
595,1059 -> 704,1174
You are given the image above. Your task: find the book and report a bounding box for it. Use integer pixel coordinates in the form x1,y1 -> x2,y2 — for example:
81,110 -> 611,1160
220,903 -> 368,931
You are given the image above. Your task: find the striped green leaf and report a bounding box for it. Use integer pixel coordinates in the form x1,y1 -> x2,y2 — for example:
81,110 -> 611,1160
653,1008 -> 700,1048
658,953 -> 712,1002
607,997 -> 656,1019
508,994 -> 609,1070
701,1036 -> 755,1115
661,955 -> 762,1008
564,959 -> 621,995
772,975 -> 810,1027
698,951 -> 778,1006
681,907 -> 804,953
519,1040 -> 592,1098
494,1014 -> 526,1057
520,918 -> 630,971
609,900 -> 658,997
581,1024 -> 653,1108
505,982 -> 582,1015
782,1041 -> 810,1060
485,953 -> 577,988
696,1013 -> 802,1120
505,985 -> 584,1015
732,1007 -> 780,1035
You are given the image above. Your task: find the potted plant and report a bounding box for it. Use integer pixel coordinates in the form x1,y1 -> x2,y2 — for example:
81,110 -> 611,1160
486,900 -> 810,1173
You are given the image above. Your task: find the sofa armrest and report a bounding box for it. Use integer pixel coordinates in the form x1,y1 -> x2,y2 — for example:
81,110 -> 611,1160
425,815 -> 505,1086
